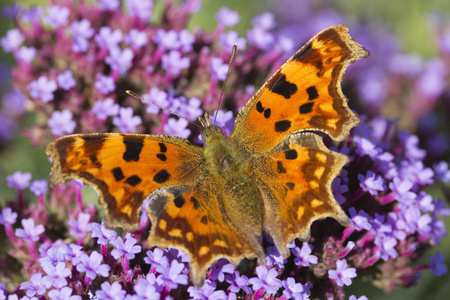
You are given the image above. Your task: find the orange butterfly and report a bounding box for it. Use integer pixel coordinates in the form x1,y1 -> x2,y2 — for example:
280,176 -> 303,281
46,25 -> 369,287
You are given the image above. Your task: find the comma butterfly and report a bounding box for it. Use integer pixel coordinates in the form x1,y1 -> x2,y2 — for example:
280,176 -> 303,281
45,25 -> 369,287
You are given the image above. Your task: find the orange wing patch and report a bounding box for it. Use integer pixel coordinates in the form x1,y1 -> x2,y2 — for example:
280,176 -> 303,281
231,25 -> 369,153
45,133 -> 204,230
254,133 -> 349,257
147,181 -> 264,287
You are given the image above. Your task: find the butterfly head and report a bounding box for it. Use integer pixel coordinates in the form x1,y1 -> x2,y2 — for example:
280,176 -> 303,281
198,112 -> 224,143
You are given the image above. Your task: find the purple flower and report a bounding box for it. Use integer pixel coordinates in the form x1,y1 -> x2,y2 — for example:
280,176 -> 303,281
0,207 -> 18,225
68,212 -> 91,238
76,251 -> 110,279
277,35 -> 294,53
177,97 -> 203,120
389,177 -> 416,203
110,233 -> 142,260
39,244 -> 72,266
158,260 -> 188,289
2,89 -> 26,116
95,282 -> 126,300
97,0 -> 120,11
210,259 -> 234,282
353,136 -> 379,158
7,171 -> 32,190
43,6 -> 70,29
2,3 -> 21,19
125,29 -> 148,49
247,27 -> 274,50
20,272 -> 46,297
1,29 -> 24,52
220,31 -> 246,52
328,259 -> 357,287
374,235 -> 398,261
265,246 -> 287,269
144,248 -> 169,274
332,177 -> 348,205
15,218 -> 45,242
95,27 -> 123,50
19,5 -> 44,24
28,76 -> 58,103
252,12 -> 276,30
416,58 -> 447,98
215,7 -> 240,27
358,171 -> 385,196
292,242 -> 318,267
349,207 -> 372,231
142,88 -> 169,114
187,280 -> 226,300
153,29 -> 180,50
248,266 -> 282,295
349,296 -> 369,300
226,271 -> 251,294
161,51 -> 190,76
126,0 -> 153,20
95,74 -> 116,95
163,118 -> 190,138
130,277 -> 161,300
90,221 -> 118,245
70,19 -> 95,52
56,71 -> 76,91
16,46 -> 36,63
48,110 -> 77,136
429,252 -> 447,277
30,179 -> 48,196
210,57 -> 228,80
433,161 -> 450,183
282,277 -> 310,300
105,47 -> 134,75
41,261 -> 71,288
91,98 -> 120,120
48,287 -> 81,300
112,107 -> 142,133
179,29 -> 195,52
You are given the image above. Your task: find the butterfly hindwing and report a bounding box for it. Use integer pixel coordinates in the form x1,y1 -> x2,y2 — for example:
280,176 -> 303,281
253,133 -> 349,256
231,25 -> 369,152
45,133 -> 204,230
147,180 -> 265,287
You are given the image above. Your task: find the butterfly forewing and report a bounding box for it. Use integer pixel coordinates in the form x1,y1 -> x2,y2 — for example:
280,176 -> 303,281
45,133 -> 204,230
231,25 -> 369,153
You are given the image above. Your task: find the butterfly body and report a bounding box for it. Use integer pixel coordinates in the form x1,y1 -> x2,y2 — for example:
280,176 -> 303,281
46,25 -> 369,287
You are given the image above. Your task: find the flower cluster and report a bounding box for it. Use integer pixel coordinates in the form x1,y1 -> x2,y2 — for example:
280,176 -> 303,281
0,0 -> 449,299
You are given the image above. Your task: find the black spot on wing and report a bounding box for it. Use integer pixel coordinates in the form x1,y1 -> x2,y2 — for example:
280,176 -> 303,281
174,195 -> 185,208
156,154 -> 167,161
306,86 -> 319,100
153,169 -> 170,184
299,102 -> 314,114
125,175 -> 142,186
256,101 -> 264,113
191,196 -> 200,209
89,154 -> 102,168
264,108 -> 271,119
267,73 -> 298,99
277,161 -> 287,174
158,143 -> 167,153
201,216 -> 208,224
112,167 -> 125,181
274,120 -> 291,132
285,149 -> 298,160
286,182 -> 295,190
123,138 -> 144,162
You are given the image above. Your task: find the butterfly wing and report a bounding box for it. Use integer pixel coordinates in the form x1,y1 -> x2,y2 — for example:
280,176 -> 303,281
45,133 -> 204,230
253,133 -> 349,257
147,180 -> 265,287
231,25 -> 369,152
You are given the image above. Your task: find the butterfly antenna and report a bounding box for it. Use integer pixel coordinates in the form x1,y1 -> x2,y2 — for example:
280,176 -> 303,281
213,44 -> 237,125
126,90 -> 202,129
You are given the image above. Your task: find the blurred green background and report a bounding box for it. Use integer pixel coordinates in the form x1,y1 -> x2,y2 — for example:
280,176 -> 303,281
1,0 -> 449,299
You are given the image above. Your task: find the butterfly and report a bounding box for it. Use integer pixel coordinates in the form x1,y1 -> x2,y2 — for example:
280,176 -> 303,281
45,25 -> 369,287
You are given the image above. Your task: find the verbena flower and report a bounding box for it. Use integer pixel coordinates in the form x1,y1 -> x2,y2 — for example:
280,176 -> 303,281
0,1 -> 449,299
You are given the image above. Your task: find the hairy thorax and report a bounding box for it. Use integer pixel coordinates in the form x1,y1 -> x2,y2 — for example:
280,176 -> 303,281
202,127 -> 264,235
